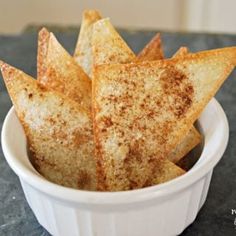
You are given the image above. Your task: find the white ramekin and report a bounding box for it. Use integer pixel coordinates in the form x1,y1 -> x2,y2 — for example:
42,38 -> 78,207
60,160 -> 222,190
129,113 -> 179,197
1,98 -> 229,236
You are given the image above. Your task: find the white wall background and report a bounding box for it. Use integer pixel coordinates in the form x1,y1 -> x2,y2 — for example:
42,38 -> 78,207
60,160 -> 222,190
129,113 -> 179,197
0,0 -> 236,34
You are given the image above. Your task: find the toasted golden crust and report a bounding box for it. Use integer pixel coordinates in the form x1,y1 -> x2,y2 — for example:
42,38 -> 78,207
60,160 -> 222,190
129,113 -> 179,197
74,9 -> 102,76
93,47 -> 236,191
1,61 -> 96,190
92,18 -> 136,66
37,27 -> 50,81
137,33 -> 164,61
38,32 -> 92,110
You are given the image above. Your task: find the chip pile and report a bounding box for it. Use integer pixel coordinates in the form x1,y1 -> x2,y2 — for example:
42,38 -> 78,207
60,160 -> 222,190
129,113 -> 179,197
1,10 -> 236,191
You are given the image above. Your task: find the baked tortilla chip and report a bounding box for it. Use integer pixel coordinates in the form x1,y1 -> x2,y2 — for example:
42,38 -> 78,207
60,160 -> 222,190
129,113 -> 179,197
173,47 -> 189,58
38,32 -> 91,110
137,33 -> 164,61
92,23 -> 201,163
93,47 -> 236,191
92,18 -> 136,66
74,9 -> 102,76
1,61 -> 96,190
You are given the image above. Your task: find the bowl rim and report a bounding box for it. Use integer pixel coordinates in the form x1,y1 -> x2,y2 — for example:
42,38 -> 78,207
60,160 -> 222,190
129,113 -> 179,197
1,98 -> 229,205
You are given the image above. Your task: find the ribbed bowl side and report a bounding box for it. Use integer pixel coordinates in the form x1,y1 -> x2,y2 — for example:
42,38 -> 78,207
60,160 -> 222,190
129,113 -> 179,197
20,171 -> 212,236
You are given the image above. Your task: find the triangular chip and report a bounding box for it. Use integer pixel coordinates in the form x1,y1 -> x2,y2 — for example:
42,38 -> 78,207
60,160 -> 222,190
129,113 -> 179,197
92,18 -> 136,66
37,27 -> 50,81
137,33 -> 164,61
90,19 -> 201,162
173,46 -> 189,58
38,32 -> 91,110
93,47 -> 236,191
74,9 -> 102,76
91,22 -> 199,183
1,61 -> 96,190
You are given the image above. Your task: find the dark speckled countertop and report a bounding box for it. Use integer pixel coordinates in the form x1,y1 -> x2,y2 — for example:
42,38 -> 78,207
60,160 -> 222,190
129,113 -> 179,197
0,28 -> 236,236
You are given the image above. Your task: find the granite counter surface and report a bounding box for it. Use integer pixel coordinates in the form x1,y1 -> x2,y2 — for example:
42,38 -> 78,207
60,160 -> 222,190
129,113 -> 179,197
0,30 -> 236,236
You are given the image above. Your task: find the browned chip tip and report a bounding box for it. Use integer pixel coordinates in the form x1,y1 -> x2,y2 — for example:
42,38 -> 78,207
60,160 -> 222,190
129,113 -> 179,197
137,33 -> 164,61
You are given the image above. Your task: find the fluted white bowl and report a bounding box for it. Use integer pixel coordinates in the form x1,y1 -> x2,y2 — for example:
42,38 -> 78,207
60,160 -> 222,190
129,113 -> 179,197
1,98 -> 229,236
